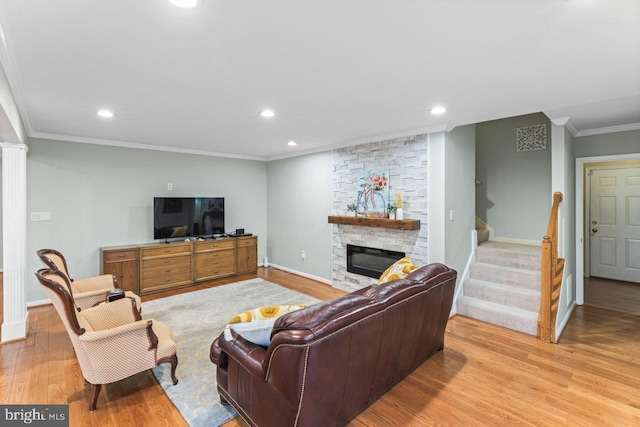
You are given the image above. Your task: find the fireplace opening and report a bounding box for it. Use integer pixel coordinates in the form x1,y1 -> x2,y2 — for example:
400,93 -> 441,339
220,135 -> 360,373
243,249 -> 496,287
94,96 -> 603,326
346,244 -> 405,279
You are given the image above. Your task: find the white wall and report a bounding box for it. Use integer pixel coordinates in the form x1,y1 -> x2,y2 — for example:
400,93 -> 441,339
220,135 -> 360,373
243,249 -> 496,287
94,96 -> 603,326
476,113 -> 552,241
574,129 -> 640,157
551,124 -> 576,338
444,125 -> 476,289
27,138 -> 267,302
266,151 -> 333,282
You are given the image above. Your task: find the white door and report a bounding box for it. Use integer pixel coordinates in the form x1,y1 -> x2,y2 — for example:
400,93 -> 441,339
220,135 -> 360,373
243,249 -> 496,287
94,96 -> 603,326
590,167 -> 640,283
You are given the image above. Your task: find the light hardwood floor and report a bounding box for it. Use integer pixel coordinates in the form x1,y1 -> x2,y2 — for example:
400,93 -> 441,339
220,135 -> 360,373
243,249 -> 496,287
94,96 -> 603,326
2,268 -> 640,426
584,275 -> 640,315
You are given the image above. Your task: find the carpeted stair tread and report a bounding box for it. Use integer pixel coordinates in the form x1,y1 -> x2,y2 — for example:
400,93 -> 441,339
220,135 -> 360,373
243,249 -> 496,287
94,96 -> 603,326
464,278 -> 540,312
477,241 -> 541,270
469,262 -> 540,291
457,296 -> 538,336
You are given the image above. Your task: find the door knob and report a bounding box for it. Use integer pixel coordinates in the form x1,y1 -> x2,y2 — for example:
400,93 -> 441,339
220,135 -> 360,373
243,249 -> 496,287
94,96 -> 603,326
592,220 -> 598,225
592,228 -> 598,233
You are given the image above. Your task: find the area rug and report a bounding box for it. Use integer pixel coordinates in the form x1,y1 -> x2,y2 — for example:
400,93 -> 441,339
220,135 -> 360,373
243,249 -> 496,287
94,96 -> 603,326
142,278 -> 320,427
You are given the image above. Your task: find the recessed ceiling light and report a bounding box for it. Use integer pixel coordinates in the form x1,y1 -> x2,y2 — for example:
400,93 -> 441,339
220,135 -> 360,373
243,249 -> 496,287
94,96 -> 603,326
97,109 -> 114,118
260,109 -> 275,118
287,140 -> 297,147
168,0 -> 197,8
430,106 -> 447,115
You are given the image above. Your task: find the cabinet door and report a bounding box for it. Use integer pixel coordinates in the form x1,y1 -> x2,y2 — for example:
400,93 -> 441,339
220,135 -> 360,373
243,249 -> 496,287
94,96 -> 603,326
117,260 -> 139,294
237,237 -> 257,274
102,248 -> 139,294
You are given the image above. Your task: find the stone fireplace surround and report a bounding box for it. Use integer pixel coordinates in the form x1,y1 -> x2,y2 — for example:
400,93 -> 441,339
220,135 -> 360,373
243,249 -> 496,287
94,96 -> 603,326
332,134 -> 428,291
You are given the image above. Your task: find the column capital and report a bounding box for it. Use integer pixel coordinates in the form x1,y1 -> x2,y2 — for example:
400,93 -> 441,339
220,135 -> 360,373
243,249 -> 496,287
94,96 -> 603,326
0,142 -> 29,152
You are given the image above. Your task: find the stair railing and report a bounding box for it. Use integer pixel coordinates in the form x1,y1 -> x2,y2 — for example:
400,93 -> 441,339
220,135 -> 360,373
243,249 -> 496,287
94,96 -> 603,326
538,192 -> 564,343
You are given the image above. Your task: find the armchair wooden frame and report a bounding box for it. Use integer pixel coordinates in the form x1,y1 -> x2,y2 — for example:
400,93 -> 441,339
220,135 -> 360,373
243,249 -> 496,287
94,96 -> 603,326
35,268 -> 178,411
37,248 -> 141,312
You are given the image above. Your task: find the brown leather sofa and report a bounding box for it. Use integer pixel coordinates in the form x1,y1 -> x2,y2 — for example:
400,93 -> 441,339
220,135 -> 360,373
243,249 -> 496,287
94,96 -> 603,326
210,263 -> 457,427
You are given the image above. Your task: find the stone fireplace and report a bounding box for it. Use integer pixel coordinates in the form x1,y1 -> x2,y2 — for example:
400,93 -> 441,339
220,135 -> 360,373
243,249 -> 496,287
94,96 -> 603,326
331,134 -> 429,291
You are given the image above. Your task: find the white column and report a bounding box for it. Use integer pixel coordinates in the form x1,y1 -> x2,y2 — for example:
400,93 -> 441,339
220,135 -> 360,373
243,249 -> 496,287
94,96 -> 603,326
1,142 -> 29,342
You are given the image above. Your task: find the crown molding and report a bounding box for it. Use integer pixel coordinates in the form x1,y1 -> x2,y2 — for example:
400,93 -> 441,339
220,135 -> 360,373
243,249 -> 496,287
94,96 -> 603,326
29,132 -> 267,161
575,122 -> 640,137
546,115 -> 579,136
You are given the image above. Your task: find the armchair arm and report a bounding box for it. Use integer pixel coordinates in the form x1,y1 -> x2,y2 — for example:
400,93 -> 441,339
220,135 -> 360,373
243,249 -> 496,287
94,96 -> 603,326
217,329 -> 267,379
79,297 -> 141,331
72,274 -> 117,292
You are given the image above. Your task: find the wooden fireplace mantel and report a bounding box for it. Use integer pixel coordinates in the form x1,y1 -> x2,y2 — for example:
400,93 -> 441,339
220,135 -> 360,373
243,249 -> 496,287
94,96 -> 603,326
328,215 -> 420,230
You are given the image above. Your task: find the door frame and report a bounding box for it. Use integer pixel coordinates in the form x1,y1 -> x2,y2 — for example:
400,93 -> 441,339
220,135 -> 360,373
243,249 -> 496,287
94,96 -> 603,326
576,153 -> 640,305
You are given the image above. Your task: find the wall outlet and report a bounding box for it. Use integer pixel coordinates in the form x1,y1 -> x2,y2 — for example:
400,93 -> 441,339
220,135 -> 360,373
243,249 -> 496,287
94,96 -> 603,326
301,250 -> 306,259
167,183 -> 173,190
31,212 -> 52,221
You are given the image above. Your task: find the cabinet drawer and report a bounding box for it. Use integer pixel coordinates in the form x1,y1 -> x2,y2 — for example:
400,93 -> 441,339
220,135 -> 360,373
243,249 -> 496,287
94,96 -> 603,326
142,267 -> 191,282
195,239 -> 235,252
237,237 -> 256,248
196,251 -> 235,269
142,244 -> 191,258
104,249 -> 138,263
141,274 -> 191,291
143,255 -> 191,270
195,249 -> 236,279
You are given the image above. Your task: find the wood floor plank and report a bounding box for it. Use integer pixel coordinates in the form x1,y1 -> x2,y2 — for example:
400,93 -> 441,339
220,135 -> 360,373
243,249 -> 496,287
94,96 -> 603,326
3,268 -> 640,426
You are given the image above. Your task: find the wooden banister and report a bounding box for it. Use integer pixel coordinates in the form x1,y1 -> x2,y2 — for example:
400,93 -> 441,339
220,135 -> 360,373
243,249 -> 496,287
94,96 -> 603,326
538,192 -> 564,343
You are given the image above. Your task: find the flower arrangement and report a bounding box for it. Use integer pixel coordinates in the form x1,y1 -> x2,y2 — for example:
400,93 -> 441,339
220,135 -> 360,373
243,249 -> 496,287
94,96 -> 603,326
395,192 -> 403,209
369,173 -> 388,191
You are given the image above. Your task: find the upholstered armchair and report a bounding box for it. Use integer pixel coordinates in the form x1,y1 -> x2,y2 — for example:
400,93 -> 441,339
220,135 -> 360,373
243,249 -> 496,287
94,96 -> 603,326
37,248 -> 141,311
35,268 -> 178,411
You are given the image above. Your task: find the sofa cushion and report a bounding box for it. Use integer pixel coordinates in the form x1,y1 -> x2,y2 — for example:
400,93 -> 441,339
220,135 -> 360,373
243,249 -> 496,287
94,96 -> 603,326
225,304 -> 306,346
378,256 -> 419,284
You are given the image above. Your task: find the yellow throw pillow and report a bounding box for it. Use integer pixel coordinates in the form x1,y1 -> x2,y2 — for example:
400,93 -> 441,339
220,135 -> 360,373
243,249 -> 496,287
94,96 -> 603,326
225,304 -> 306,346
378,257 -> 419,284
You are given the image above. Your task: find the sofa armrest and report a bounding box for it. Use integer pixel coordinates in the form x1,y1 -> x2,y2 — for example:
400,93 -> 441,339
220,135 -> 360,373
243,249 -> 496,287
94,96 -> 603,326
216,329 -> 267,379
209,337 -> 228,367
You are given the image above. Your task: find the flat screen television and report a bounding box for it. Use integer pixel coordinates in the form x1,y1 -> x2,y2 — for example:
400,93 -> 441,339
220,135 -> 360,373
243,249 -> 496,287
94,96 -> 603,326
153,197 -> 225,240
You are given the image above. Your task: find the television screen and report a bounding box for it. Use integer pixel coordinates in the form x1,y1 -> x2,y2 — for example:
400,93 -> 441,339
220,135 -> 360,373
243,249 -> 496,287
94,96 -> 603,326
193,197 -> 225,236
153,197 -> 225,240
153,197 -> 196,240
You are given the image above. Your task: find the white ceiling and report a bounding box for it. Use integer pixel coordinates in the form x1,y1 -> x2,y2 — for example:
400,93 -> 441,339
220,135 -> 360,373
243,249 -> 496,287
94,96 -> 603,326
0,0 -> 638,160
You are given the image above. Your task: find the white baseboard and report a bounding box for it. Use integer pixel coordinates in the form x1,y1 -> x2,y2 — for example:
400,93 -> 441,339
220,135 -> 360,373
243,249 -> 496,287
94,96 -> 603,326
27,299 -> 51,308
267,263 -> 332,286
451,230 -> 477,316
556,301 -> 577,342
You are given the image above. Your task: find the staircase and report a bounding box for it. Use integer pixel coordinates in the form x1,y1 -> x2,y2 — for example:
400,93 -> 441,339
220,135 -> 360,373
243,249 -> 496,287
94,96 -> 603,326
458,241 -> 541,336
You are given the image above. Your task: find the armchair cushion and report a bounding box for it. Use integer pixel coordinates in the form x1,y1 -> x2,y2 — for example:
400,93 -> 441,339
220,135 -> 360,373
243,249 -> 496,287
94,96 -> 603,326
79,297 -> 141,331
